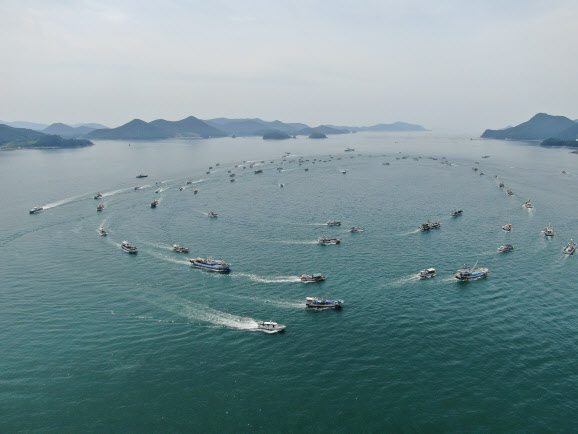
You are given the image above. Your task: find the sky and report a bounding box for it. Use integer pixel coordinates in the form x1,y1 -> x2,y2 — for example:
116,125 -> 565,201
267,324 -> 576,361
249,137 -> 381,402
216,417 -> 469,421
1,0 -> 577,132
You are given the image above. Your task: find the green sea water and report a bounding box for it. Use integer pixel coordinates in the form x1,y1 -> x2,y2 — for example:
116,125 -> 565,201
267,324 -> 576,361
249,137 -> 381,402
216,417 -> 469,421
1,132 -> 577,431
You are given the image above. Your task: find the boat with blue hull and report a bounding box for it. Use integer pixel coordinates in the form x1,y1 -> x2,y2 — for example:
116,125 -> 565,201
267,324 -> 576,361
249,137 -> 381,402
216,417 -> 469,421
455,262 -> 489,281
306,297 -> 343,309
190,257 -> 231,272
300,273 -> 326,282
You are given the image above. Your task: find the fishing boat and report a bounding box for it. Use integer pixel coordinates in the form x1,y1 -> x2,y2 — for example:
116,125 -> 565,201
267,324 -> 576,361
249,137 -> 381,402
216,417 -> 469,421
179,187 -> 184,191
498,244 -> 514,252
523,199 -> 534,209
193,189 -> 198,194
208,210 -> 218,218
544,224 -> 555,237
306,297 -> 343,309
326,220 -> 341,226
340,169 -> 347,174
190,257 -> 230,272
150,199 -> 158,208
136,174 -> 148,178
345,147 -> 355,152
454,262 -> 489,281
300,273 -> 326,282
186,181 -> 193,184
348,226 -> 364,232
121,241 -> 138,254
499,182 -> 505,188
94,193 -> 103,199
96,204 -> 105,211
29,206 -> 43,214
420,221 -> 442,231
134,186 -> 142,190
502,222 -> 513,232
317,236 -> 341,245
563,239 -> 576,255
230,178 -> 236,182
419,268 -> 437,279
154,188 -> 161,194
254,169 -> 263,174
256,320 -> 286,333
172,244 -> 189,253
450,209 -> 463,217
507,189 -> 514,195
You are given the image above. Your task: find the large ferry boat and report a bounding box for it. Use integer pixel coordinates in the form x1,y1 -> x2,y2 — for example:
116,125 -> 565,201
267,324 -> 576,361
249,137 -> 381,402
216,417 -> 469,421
121,241 -> 138,254
454,263 -> 489,281
305,297 -> 343,309
190,257 -> 230,272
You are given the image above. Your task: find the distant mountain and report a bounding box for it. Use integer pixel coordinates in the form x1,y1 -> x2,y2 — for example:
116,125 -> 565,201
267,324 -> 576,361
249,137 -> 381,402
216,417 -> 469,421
205,118 -> 311,136
540,138 -> 578,148
555,122 -> 578,140
150,116 -> 226,138
309,132 -> 327,139
43,123 -> 97,138
481,113 -> 576,140
87,119 -> 171,140
0,120 -> 48,131
298,125 -> 349,135
71,123 -> 108,129
0,124 -> 92,149
88,116 -> 225,140
327,122 -> 428,132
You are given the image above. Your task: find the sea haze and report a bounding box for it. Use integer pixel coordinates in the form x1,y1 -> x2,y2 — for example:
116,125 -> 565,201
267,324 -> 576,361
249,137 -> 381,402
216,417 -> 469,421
0,132 -> 577,431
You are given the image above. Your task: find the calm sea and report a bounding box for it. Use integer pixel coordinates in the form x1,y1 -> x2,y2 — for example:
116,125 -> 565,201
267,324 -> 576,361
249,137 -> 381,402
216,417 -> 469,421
1,132 -> 576,432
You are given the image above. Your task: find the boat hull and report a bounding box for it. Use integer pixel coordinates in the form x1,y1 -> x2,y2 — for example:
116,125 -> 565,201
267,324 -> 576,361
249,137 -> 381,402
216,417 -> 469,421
191,261 -> 230,272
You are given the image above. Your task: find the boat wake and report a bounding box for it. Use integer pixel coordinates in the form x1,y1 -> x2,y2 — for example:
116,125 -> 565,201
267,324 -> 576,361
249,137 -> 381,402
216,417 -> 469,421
386,274 -> 422,286
43,193 -> 87,209
277,240 -> 318,245
147,251 -> 190,266
236,273 -> 301,283
399,229 -> 421,236
102,187 -> 133,198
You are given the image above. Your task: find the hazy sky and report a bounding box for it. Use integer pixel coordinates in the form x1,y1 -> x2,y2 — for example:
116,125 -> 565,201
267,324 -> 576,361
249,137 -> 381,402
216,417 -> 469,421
1,0 -> 577,132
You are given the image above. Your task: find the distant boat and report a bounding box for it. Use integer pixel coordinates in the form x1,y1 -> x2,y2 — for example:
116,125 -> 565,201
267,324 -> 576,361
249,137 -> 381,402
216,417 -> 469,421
507,189 -> 514,195
254,169 -> 263,174
179,187 -> 184,191
93,193 -> 103,199
543,224 -> 555,237
563,239 -> 576,255
208,210 -> 218,218
348,226 -> 364,232
340,170 -> 347,174
420,221 -> 441,231
150,199 -> 158,208
305,297 -> 343,310
134,186 -> 142,190
326,220 -> 341,226
499,182 -> 505,188
300,273 -> 326,282
190,256 -> 230,272
455,262 -> 488,281
498,244 -> 514,252
502,222 -> 513,232
256,320 -> 286,333
121,241 -> 138,254
193,189 -> 199,194
172,244 -> 189,253
450,209 -> 463,217
345,147 -> 355,152
419,268 -> 436,279
523,199 -> 534,209
136,174 -> 148,178
29,206 -> 43,214
96,204 -> 105,211
99,227 -> 108,236
318,236 -> 341,245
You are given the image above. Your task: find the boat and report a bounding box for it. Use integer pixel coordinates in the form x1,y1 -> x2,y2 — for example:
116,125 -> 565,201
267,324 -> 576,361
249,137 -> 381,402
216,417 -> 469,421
450,209 -> 463,217
190,256 -> 230,272
94,193 -> 103,199
136,174 -> 148,178
420,221 -> 441,231
482,155 -> 490,158
507,189 -> 514,195
179,187 -> 184,191
305,297 -> 343,309
348,226 -> 364,232
29,206 -> 43,214
418,268 -> 436,279
499,182 -> 505,188
498,244 -> 514,252
99,227 -> 108,236
502,222 -> 513,232
121,241 -> 138,254
544,224 -> 555,237
230,178 -> 236,182
317,236 -> 341,245
563,239 -> 576,255
96,204 -> 105,211
186,181 -> 193,184
193,189 -> 198,194
134,186 -> 142,190
326,220 -> 341,226
254,169 -> 263,174
300,273 -> 326,282
279,183 -> 284,187
208,210 -> 218,218
150,199 -> 158,208
256,320 -> 286,333
454,262 -> 489,281
154,188 -> 161,193
345,147 -> 355,152
340,170 -> 347,174
523,199 -> 534,209
172,244 -> 189,253
229,173 -> 235,177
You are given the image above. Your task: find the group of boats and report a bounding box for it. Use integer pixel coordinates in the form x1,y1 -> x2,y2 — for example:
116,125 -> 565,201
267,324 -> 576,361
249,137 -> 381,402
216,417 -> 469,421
417,262 -> 489,281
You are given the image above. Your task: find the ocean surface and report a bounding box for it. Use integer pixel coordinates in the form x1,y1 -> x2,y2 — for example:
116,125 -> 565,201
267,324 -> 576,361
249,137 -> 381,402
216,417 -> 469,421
1,132 -> 577,432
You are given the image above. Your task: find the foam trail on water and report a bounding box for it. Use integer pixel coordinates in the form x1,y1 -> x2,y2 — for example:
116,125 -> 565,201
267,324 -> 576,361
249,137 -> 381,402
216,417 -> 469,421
147,250 -> 191,266
103,187 -> 133,197
399,229 -> 421,236
43,193 -> 87,209
235,273 -> 301,283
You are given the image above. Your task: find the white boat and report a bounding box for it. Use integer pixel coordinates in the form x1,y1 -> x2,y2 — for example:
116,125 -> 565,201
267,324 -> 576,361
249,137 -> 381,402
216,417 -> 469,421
300,273 -> 326,282
134,186 -> 142,190
498,244 -> 514,252
190,256 -> 230,272
454,262 -> 489,281
179,187 -> 184,191
523,199 -> 534,209
94,193 -> 103,199
172,244 -> 189,253
563,239 -> 576,255
256,320 -> 286,334
208,210 -> 218,218
420,221 -> 441,231
502,222 -> 513,232
96,204 -> 105,211
326,220 -> 341,226
99,227 -> 108,236
340,170 -> 347,174
317,236 -> 341,245
29,206 -> 43,214
348,226 -> 364,232
150,199 -> 158,208
543,224 -> 555,237
154,189 -> 161,194
121,241 -> 138,254
419,268 -> 436,279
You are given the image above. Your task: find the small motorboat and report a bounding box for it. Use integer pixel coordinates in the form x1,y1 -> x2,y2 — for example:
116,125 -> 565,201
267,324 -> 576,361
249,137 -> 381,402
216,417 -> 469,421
326,220 -> 341,226
154,188 -> 161,194
96,204 -> 105,211
179,187 -> 184,191
150,199 -> 159,208
563,239 -> 576,255
300,273 -> 326,282
419,268 -> 437,279
498,244 -> 514,252
348,226 -> 364,232
208,210 -> 218,218
190,257 -> 230,272
502,223 -> 513,232
134,186 -> 142,190
193,189 -> 198,194
172,244 -> 189,253
99,227 -> 108,236
229,173 -> 235,177
305,297 -> 343,309
186,181 -> 193,184
121,241 -> 138,254
340,169 -> 347,174
450,209 -> 463,217
230,178 -> 236,182
317,236 -> 341,245
94,193 -> 103,199
499,182 -> 505,188
254,169 -> 263,174
304,168 -> 309,171
544,224 -> 555,237
454,263 -> 489,281
420,221 -> 441,231
29,206 -> 43,214
345,147 -> 355,152
507,189 -> 514,195
523,199 -> 534,209
256,320 -> 286,334
136,174 -> 148,178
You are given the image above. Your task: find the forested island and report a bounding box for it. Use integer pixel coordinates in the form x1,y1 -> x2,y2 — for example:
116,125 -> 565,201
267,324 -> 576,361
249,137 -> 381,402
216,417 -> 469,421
0,124 -> 93,150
